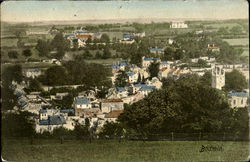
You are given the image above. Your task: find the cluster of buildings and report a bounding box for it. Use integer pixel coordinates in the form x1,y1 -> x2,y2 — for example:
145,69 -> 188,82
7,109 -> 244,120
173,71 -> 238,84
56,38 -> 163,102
170,21 -> 188,29
64,29 -> 102,48
119,32 -> 145,44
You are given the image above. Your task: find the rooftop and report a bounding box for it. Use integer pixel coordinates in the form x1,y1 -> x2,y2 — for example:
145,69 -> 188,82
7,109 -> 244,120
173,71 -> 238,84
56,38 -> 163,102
116,87 -> 126,92
75,97 -> 91,105
105,110 -> 124,118
143,57 -> 160,61
139,85 -> 156,91
39,115 -> 66,125
102,98 -> 123,103
228,92 -> 249,97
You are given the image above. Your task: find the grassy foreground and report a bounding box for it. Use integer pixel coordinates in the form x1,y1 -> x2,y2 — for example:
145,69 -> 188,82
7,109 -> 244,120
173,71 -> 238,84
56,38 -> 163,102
1,139 -> 249,162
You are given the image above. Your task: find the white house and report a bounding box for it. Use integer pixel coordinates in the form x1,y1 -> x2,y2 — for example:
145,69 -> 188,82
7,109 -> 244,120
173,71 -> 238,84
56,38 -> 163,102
228,92 -> 249,108
139,85 -> 156,96
101,98 -> 124,113
149,47 -> 164,55
146,77 -> 162,89
171,21 -> 188,28
74,97 -> 92,109
116,87 -> 128,98
142,56 -> 161,68
127,72 -> 138,83
158,67 -> 171,80
23,68 -> 42,79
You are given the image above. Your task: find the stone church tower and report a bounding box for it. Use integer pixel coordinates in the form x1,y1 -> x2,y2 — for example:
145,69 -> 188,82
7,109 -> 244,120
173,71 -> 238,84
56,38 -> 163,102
211,64 -> 225,90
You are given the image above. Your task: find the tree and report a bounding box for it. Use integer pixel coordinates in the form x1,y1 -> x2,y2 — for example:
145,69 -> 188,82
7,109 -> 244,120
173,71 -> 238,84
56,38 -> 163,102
115,70 -> 128,87
28,78 -> 43,91
22,49 -> 32,58
147,61 -> 160,79
36,39 -> 51,57
102,47 -> 111,59
197,59 -> 208,67
119,75 -> 237,137
2,111 -> 35,138
100,34 -> 110,43
1,86 -> 18,111
230,26 -> 243,35
2,64 -> 23,86
99,121 -> 124,138
224,69 -> 248,92
137,73 -> 142,83
95,51 -> 102,59
40,66 -> 69,86
50,32 -> 70,59
8,51 -> 18,59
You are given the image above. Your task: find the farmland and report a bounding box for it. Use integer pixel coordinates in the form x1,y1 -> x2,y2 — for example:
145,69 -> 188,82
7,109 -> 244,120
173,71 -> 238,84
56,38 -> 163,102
2,139 -> 249,162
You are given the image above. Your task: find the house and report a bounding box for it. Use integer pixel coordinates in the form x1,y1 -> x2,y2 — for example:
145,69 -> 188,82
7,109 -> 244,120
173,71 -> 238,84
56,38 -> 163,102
71,38 -> 86,48
111,61 -> 128,73
23,68 -> 42,78
158,67 -> 171,80
228,92 -> 249,108
123,33 -> 134,40
170,21 -> 188,28
146,77 -> 162,89
74,97 -> 92,109
127,72 -> 138,83
50,92 -> 69,100
139,85 -> 156,96
101,98 -> 124,113
142,56 -> 161,68
132,84 -> 147,94
133,32 -> 145,37
160,61 -> 170,69
36,110 -> 66,133
207,44 -> 220,52
116,87 -> 128,98
104,110 -> 124,123
149,47 -> 164,55
168,38 -> 174,44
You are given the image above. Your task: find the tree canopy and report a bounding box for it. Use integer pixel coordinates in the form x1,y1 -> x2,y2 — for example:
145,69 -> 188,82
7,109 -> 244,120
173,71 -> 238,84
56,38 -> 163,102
147,61 -> 160,79
224,69 -> 248,92
119,74 -> 247,139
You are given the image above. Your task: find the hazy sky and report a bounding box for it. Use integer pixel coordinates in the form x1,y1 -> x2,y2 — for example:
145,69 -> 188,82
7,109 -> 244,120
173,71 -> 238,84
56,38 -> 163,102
1,0 -> 248,22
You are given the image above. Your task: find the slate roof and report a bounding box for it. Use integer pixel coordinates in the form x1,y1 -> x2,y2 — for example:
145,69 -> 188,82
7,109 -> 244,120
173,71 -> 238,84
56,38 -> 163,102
39,109 -> 47,113
65,33 -> 75,37
127,72 -> 134,77
139,85 -> 156,91
119,61 -> 128,66
116,87 -> 126,92
111,65 -> 120,69
75,97 -> 91,105
149,47 -> 164,51
160,61 -> 168,65
228,92 -> 249,97
133,84 -> 147,87
143,57 -> 160,61
123,33 -> 134,39
24,68 -> 41,72
60,109 -> 75,114
39,115 -> 66,125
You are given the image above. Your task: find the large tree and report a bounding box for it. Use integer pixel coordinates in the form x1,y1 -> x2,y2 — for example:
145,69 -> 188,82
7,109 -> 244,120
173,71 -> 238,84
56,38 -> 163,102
22,49 -> 32,58
224,69 -> 248,92
115,70 -> 128,87
119,75 -> 244,137
147,61 -> 160,79
36,39 -> 51,57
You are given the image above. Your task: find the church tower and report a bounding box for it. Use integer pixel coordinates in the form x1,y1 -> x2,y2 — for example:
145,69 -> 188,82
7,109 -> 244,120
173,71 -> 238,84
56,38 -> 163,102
211,64 -> 225,90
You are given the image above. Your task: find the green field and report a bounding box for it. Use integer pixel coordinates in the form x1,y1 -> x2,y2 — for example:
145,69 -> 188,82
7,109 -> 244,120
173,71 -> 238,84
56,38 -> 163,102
223,38 -> 249,46
1,139 -> 249,162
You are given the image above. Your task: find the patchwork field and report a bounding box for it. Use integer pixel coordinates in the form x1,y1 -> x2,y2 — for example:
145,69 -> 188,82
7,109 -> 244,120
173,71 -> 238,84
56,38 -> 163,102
2,139 -> 249,162
223,38 -> 249,46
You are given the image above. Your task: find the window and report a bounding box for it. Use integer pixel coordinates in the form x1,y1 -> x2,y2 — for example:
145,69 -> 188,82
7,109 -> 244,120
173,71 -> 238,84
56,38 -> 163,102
233,100 -> 236,105
241,99 -> 244,105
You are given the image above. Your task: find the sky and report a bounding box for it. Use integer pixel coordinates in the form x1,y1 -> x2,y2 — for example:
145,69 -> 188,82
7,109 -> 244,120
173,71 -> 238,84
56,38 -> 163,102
1,0 -> 248,22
